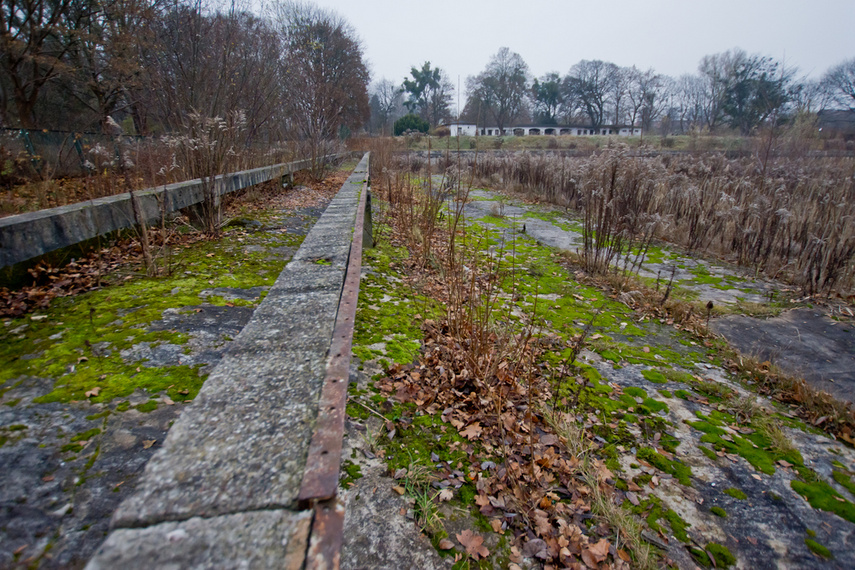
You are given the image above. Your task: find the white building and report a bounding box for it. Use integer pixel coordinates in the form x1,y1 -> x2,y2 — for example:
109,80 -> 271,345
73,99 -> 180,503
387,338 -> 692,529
475,124 -> 642,137
446,122 -> 479,136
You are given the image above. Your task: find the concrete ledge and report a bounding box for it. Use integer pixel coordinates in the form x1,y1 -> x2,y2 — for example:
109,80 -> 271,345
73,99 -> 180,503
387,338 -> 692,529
86,153 -> 370,567
0,153 -> 355,269
87,510 -> 312,570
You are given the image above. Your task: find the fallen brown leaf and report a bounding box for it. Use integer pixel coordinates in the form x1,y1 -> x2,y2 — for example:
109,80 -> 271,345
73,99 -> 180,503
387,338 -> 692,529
460,422 -> 483,440
456,530 -> 489,560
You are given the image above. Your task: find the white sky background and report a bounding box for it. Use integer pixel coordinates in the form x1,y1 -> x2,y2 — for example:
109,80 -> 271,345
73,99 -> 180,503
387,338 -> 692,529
258,0 -> 855,109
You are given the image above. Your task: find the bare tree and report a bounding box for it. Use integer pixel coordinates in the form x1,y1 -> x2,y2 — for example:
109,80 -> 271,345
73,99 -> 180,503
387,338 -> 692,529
467,47 -> 529,131
61,0 -> 159,133
672,73 -> 709,133
821,57 -> 855,110
633,69 -> 669,132
272,0 -> 369,171
563,60 -> 616,129
369,77 -> 403,135
791,77 -> 830,114
0,0 -> 90,128
140,1 -> 281,138
609,66 -> 633,125
698,49 -> 746,131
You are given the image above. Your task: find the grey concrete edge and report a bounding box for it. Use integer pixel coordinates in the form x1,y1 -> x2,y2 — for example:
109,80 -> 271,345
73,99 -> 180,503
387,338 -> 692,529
0,151 -> 360,268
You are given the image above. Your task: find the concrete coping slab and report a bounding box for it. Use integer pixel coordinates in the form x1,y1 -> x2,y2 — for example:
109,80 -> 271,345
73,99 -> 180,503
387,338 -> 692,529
86,153 -> 370,567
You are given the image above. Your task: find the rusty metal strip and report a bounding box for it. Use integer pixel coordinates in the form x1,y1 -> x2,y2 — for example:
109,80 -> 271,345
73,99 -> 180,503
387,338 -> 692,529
304,498 -> 346,570
299,178 -> 369,502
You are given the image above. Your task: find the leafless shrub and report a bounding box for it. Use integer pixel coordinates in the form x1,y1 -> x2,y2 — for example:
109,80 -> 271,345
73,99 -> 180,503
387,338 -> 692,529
163,110 -> 248,236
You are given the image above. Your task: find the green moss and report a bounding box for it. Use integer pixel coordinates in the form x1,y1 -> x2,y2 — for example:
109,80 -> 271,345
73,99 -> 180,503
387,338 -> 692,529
706,543 -> 736,567
624,386 -> 647,398
661,368 -> 695,384
61,443 -> 83,453
724,487 -> 747,500
805,538 -> 833,559
641,398 -> 668,414
115,401 -> 130,412
4,398 -> 21,407
340,460 -> 363,487
641,369 -> 668,384
689,419 -> 787,475
658,389 -> 672,398
353,242 -> 441,367
674,389 -> 692,400
0,223 -> 290,405
637,447 -> 692,486
6,424 -> 27,431
710,506 -> 727,518
479,214 -> 512,228
135,400 -> 158,413
700,446 -> 718,460
71,428 -> 101,442
631,496 -> 690,543
381,408 -> 471,475
806,528 -> 816,537
690,378 -> 734,402
85,410 -> 110,421
791,480 -> 855,523
832,470 -> 855,496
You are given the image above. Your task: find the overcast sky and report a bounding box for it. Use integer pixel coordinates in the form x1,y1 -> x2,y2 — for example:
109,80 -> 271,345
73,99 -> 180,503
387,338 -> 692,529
286,0 -> 854,105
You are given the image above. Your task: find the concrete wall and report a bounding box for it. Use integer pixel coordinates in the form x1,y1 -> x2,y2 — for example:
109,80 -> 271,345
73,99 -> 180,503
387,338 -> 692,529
0,154 -> 353,270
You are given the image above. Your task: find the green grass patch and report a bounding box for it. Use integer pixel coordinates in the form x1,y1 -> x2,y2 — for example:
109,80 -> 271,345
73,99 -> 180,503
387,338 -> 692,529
724,487 -> 747,500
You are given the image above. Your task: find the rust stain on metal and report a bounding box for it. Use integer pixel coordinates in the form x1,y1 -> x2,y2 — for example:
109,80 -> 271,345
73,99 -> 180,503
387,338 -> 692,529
299,178 -> 369,502
305,498 -> 346,570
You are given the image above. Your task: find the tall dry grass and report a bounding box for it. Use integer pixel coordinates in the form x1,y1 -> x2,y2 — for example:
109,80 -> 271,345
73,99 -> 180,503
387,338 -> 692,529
396,146 -> 855,296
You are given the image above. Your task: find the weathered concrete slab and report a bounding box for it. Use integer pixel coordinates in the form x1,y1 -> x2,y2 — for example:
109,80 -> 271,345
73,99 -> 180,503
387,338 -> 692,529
712,308 -> 855,403
88,510 -> 312,570
109,347 -> 328,526
89,153 -> 370,566
0,153 -> 355,269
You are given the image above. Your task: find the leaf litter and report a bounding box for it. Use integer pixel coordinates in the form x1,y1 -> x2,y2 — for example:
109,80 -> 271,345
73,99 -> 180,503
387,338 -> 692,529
349,174 -> 855,569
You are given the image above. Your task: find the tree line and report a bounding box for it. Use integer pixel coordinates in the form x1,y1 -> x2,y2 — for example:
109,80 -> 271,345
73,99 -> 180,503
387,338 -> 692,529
369,48 -> 855,137
0,0 -> 369,147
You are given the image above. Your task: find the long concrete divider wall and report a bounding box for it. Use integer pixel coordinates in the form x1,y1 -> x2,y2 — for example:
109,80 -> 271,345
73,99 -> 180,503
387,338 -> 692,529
0,152 -> 355,270
85,153 -> 370,568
